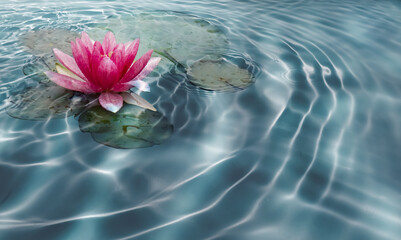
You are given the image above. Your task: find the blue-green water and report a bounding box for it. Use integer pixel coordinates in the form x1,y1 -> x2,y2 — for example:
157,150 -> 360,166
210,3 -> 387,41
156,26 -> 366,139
1,0 -> 401,239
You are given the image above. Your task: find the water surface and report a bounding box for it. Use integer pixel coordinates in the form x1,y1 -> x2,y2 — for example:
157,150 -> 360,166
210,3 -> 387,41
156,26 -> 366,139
0,0 -> 401,239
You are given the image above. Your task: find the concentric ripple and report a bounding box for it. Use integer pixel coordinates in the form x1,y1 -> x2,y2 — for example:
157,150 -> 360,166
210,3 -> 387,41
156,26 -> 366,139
1,0 -> 401,240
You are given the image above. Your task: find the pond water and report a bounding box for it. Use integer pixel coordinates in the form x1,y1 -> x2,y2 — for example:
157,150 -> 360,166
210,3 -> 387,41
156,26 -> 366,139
1,0 -> 401,239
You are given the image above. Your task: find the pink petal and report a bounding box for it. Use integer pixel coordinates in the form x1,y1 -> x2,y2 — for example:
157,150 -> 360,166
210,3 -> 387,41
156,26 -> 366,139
94,40 -> 104,55
45,71 -> 96,93
111,57 -> 160,92
119,49 -> 153,83
127,57 -> 161,83
110,82 -> 132,92
90,41 -> 104,86
71,39 -> 92,80
56,63 -> 85,82
95,56 -> 119,90
53,48 -> 86,80
111,43 -> 125,78
77,38 -> 93,62
81,32 -> 94,53
121,92 -> 156,111
99,92 -> 123,113
102,32 -> 116,55
113,57 -> 160,92
123,38 -> 139,73
124,41 -> 133,50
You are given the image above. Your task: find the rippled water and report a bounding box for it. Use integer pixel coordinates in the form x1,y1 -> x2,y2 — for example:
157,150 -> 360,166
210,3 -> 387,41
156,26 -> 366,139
1,0 -> 401,239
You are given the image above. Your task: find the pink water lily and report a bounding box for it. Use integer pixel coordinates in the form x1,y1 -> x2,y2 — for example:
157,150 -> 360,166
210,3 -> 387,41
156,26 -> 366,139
45,31 -> 160,113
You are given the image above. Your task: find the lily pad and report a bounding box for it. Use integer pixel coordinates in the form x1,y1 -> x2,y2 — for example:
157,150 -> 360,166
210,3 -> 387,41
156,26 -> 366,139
21,29 -> 79,82
22,29 -> 79,55
89,11 -> 229,72
22,55 -> 58,83
7,83 -> 91,120
78,105 -> 173,149
187,58 -> 255,91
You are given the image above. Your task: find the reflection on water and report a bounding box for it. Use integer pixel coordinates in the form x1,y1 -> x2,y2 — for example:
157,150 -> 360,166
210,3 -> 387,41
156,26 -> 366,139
1,0 -> 401,239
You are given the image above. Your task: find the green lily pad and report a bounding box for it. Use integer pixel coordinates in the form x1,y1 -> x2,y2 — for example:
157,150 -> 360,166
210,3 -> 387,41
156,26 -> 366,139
22,55 -> 58,83
78,105 -> 173,149
89,11 -> 229,72
88,12 -> 259,92
187,58 -> 255,91
7,83 -> 91,120
21,29 -> 79,82
21,29 -> 79,55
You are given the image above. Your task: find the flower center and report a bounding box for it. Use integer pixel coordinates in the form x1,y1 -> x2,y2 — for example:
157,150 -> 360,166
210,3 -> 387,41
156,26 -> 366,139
101,51 -> 113,59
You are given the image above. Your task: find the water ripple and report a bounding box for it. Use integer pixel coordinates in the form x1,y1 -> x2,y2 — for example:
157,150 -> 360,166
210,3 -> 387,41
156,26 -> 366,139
1,0 -> 401,240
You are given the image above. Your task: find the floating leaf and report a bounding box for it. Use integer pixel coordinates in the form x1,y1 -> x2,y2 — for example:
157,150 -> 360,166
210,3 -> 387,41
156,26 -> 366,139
88,12 -> 259,92
187,58 -> 255,91
22,55 -> 59,83
21,29 -> 78,83
89,11 -> 228,72
7,83 -> 91,120
21,29 -> 79,55
78,105 -> 173,149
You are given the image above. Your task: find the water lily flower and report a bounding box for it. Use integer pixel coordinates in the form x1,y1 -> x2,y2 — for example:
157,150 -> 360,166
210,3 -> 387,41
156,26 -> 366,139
45,31 -> 160,113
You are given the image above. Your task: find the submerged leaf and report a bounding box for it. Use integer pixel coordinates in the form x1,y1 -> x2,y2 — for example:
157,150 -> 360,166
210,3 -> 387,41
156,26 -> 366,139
78,105 -> 173,149
22,29 -> 79,55
187,58 -> 255,91
21,29 -> 79,83
22,55 -> 58,83
7,83 -> 91,120
88,12 -> 259,92
89,11 -> 229,72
